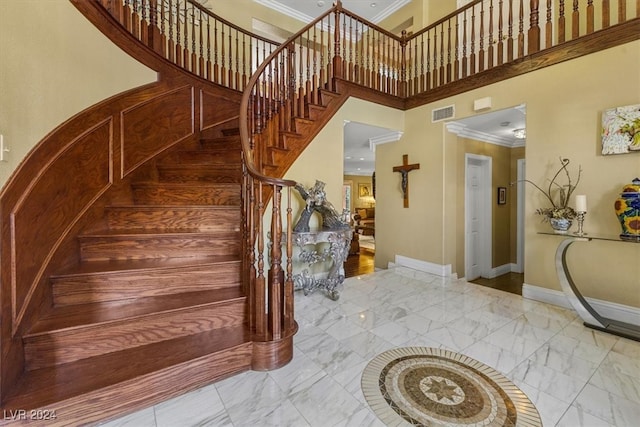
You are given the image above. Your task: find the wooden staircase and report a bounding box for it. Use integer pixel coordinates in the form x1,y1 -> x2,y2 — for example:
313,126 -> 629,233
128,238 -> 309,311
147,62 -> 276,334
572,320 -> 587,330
0,124 -> 256,426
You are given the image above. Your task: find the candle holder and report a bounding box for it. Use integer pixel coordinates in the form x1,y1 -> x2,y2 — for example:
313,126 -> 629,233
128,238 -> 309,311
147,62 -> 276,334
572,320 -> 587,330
574,211 -> 587,236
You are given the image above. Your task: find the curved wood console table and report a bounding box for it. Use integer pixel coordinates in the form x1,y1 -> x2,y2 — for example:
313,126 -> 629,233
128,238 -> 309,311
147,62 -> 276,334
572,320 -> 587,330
541,233 -> 640,341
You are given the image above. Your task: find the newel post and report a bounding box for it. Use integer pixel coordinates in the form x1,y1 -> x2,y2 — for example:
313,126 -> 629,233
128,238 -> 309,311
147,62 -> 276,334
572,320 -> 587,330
269,186 -> 284,339
332,1 -> 343,88
399,30 -> 407,98
527,0 -> 541,53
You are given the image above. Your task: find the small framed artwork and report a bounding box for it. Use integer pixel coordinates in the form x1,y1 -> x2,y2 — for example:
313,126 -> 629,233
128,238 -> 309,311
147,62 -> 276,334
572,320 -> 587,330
358,183 -> 372,198
602,104 -> 640,155
497,187 -> 507,205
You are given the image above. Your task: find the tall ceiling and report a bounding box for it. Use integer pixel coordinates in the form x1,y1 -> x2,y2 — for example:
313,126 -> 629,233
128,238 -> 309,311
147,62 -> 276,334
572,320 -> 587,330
253,0 -> 411,24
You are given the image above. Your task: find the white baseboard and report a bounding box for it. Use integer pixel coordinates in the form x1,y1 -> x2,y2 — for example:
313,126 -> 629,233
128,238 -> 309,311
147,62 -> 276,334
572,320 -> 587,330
394,255 -> 452,277
523,283 -> 640,326
487,263 -> 520,278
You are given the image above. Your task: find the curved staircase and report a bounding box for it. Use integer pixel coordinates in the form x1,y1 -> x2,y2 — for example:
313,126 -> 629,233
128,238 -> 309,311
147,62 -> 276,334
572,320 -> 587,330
1,0 -> 638,425
1,120 -> 254,425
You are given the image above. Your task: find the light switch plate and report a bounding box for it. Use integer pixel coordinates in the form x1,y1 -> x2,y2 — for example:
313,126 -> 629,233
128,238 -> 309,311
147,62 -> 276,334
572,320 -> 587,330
0,134 -> 8,162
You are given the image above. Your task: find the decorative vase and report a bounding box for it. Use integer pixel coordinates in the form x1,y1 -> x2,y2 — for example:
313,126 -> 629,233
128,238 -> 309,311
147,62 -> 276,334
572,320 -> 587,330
549,217 -> 572,233
614,177 -> 640,241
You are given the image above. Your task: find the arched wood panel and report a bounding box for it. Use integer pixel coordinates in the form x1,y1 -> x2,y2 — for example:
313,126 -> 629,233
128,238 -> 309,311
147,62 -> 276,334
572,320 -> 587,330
11,121 -> 113,332
121,85 -> 195,177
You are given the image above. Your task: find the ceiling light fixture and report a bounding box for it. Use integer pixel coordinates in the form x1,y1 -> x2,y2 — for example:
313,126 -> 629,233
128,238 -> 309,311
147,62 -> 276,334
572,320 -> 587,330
370,2 -> 377,7
317,1 -> 325,7
513,128 -> 526,139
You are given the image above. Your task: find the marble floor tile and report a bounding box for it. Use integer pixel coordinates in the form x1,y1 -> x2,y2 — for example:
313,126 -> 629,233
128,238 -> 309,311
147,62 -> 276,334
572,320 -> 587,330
103,266 -> 638,427
97,407 -> 156,427
556,404 -> 614,427
154,383 -> 232,427
573,383 -> 640,426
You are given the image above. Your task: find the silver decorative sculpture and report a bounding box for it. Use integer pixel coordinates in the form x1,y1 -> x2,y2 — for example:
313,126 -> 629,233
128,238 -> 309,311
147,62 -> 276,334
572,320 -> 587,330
293,180 -> 350,232
291,180 -> 352,300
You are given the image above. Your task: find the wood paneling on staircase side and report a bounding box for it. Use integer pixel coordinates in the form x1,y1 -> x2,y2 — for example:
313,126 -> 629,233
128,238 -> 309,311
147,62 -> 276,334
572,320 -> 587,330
121,85 -> 195,176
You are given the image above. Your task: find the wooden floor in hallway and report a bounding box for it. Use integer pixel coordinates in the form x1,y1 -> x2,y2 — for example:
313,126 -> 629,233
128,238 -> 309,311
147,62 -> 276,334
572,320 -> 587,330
470,272 -> 524,295
344,250 -> 374,278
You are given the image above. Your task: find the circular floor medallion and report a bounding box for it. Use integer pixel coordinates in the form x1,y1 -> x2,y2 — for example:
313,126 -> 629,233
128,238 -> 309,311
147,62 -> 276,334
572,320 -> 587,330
361,347 -> 542,427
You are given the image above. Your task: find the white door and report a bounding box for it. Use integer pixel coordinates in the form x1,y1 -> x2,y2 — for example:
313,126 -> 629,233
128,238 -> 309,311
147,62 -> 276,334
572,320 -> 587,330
516,159 -> 526,273
465,155 -> 491,281
467,162 -> 482,280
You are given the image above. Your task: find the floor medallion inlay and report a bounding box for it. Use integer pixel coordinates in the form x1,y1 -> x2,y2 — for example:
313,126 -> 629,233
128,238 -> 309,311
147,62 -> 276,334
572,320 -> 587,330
362,347 -> 542,426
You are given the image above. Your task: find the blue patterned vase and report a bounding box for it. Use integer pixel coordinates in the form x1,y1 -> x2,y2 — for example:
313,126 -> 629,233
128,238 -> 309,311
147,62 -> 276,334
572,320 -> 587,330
614,177 -> 640,241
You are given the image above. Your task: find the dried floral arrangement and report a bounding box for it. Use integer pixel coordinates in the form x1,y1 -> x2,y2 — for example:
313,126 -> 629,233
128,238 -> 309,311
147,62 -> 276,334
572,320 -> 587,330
516,157 -> 582,221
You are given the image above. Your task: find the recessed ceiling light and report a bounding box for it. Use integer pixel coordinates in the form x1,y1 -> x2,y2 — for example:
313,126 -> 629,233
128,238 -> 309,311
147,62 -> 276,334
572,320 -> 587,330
370,2 -> 377,7
359,157 -> 365,160
346,156 -> 352,159
317,1 -> 325,6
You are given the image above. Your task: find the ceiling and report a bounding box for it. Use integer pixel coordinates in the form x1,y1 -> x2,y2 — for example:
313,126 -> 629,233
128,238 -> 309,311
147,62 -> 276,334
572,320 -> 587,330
343,106 -> 526,176
254,0 -> 411,24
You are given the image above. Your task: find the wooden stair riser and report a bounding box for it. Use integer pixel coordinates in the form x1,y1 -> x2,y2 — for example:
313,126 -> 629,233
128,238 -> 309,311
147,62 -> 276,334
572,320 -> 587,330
307,103 -> 327,121
52,262 -> 241,306
24,299 -> 247,370
199,136 -> 241,149
79,233 -> 241,261
169,149 -> 241,164
106,206 -> 240,231
132,183 -> 241,205
157,165 -> 242,183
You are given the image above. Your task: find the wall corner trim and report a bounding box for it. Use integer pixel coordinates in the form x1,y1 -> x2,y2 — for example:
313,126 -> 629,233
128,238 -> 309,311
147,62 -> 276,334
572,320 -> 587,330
394,255 -> 452,277
523,283 -> 640,326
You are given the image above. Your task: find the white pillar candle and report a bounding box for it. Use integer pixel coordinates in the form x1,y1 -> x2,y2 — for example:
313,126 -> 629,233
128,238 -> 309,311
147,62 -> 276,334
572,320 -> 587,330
575,194 -> 587,212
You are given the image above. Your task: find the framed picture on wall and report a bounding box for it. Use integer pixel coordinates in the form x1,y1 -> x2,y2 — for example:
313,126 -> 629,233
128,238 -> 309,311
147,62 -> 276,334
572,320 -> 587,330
602,104 -> 640,155
358,183 -> 372,198
497,187 -> 507,205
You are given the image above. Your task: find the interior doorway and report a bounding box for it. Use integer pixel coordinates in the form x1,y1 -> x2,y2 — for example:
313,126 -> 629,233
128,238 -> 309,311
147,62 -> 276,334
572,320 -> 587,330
465,154 -> 492,281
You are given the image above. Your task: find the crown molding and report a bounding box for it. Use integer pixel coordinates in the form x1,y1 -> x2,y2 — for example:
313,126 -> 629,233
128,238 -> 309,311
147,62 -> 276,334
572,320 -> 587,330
253,0 -> 317,23
254,0 -> 411,25
446,122 -> 524,148
371,0 -> 412,24
369,131 -> 403,152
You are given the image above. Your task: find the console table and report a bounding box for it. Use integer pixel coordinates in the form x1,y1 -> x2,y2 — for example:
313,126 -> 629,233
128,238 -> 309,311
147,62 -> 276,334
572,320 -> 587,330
541,233 -> 640,341
292,229 -> 352,300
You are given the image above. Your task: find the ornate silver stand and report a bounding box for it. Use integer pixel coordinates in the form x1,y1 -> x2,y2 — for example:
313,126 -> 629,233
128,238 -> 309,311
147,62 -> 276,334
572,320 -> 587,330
292,229 -> 352,300
552,235 -> 640,341
573,211 -> 587,236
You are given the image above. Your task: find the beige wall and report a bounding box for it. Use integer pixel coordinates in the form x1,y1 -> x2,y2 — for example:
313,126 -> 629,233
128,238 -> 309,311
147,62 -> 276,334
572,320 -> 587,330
374,41 -> 640,307
284,98 -> 403,230
0,0 -> 156,188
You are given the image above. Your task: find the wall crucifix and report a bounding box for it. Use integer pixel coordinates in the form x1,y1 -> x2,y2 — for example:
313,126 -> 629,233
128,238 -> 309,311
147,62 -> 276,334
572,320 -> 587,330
392,154 -> 420,208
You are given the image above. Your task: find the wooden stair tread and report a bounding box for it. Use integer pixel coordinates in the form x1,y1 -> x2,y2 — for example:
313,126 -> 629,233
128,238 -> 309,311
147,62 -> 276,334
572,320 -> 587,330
80,229 -> 240,238
5,326 -> 250,409
133,181 -> 240,188
51,255 -> 240,278
106,204 -> 238,211
27,289 -> 244,335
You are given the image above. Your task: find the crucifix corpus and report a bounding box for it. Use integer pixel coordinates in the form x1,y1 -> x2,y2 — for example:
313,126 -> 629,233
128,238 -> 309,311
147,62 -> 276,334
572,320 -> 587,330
392,154 -> 420,208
